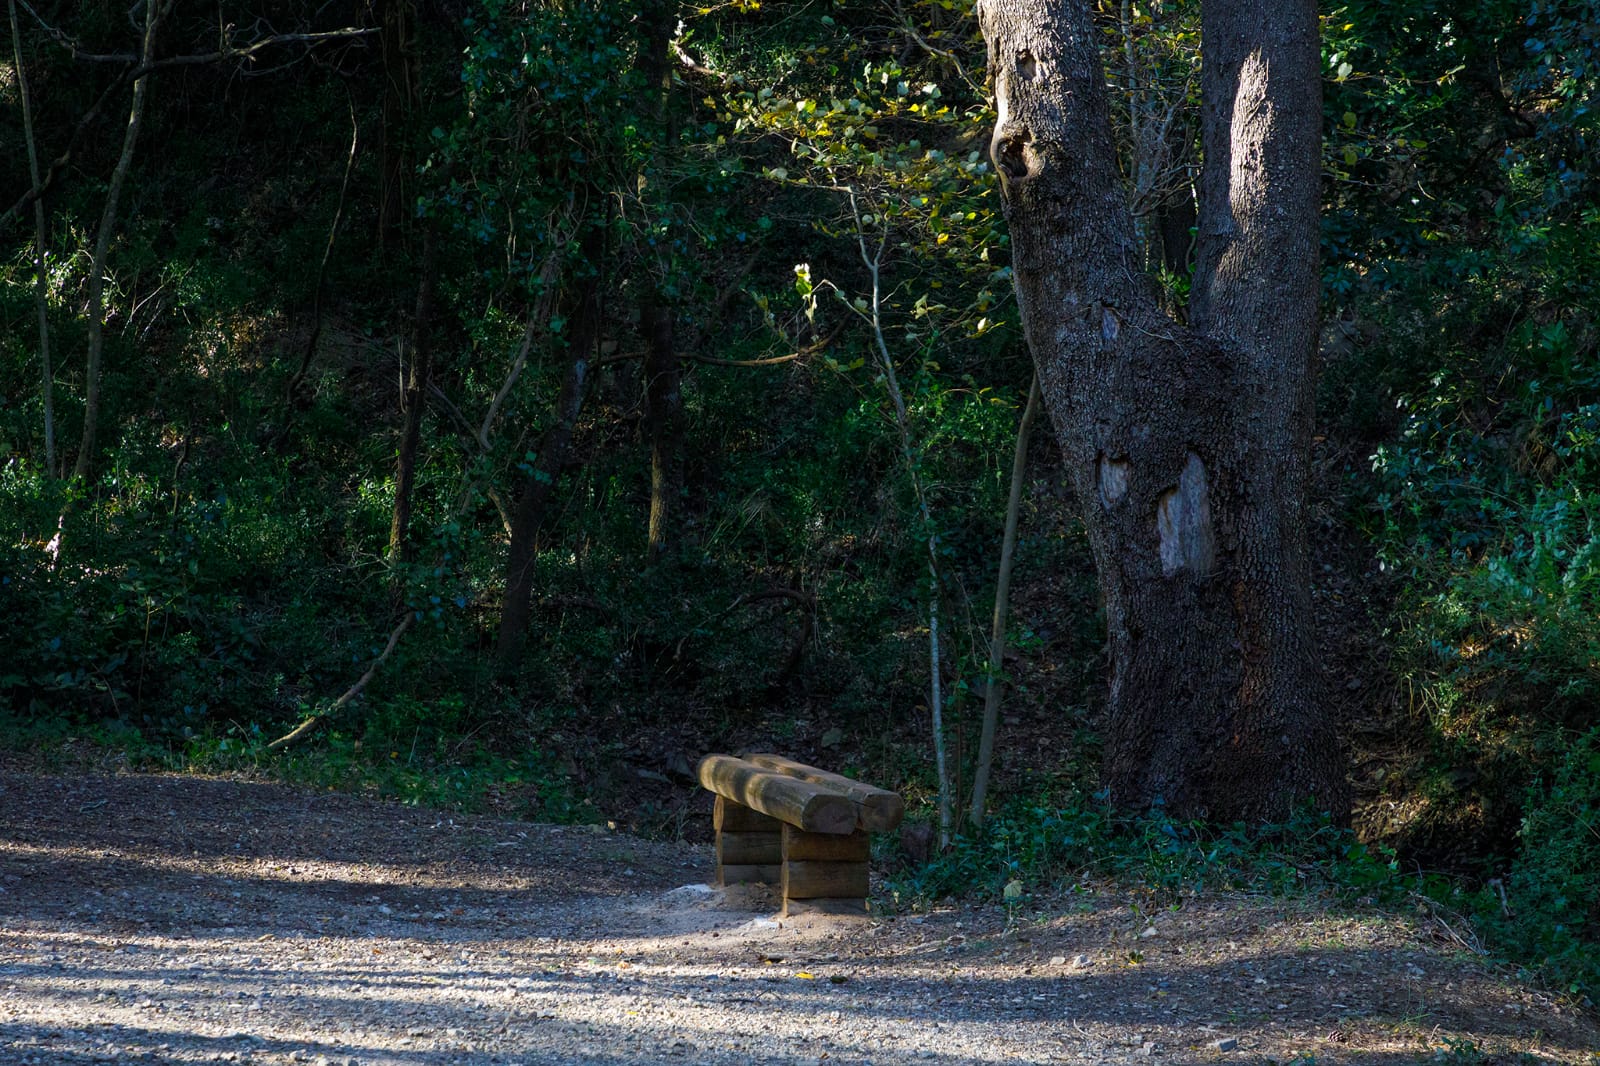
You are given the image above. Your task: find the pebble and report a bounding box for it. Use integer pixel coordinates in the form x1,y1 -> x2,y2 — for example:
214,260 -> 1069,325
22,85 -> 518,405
1212,1037 -> 1238,1052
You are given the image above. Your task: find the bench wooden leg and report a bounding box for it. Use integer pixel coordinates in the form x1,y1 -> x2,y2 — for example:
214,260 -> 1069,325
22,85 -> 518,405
780,824 -> 870,912
710,796 -> 876,910
714,797 -> 782,886
717,830 -> 781,866
719,863 -> 781,886
782,896 -> 870,917
714,795 -> 783,833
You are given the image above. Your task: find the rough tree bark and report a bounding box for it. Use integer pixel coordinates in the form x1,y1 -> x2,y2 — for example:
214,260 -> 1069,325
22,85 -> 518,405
978,0 -> 1345,822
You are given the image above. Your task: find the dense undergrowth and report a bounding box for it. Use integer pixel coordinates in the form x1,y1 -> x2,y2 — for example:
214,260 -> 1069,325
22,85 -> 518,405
2,0 -> 1597,1009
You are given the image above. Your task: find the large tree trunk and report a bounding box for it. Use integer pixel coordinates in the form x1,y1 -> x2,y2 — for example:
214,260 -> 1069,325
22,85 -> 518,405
978,0 -> 1345,822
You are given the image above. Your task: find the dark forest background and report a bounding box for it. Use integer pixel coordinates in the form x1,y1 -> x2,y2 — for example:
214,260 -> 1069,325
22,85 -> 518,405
2,0 -> 1596,999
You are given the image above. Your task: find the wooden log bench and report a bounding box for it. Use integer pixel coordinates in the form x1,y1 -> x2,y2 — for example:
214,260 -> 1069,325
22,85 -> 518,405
697,752 -> 904,916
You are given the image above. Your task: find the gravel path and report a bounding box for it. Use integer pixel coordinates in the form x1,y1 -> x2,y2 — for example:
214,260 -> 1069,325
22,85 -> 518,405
2,771 -> 1596,1065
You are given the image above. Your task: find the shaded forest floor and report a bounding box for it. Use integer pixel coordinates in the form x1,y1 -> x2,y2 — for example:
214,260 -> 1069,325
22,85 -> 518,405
2,771 -> 1597,1065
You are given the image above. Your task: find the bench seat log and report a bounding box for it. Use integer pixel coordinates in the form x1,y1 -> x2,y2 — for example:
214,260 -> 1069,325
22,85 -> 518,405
697,754 -> 857,835
742,752 -> 905,832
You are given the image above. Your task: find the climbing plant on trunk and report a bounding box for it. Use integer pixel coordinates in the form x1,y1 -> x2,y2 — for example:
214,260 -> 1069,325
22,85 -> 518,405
977,0 -> 1345,822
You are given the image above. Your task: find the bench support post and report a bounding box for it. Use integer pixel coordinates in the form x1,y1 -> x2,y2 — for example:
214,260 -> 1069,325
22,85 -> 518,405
714,796 -> 782,886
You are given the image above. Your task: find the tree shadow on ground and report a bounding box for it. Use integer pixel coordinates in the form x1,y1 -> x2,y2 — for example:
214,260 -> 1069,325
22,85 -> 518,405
3,770 -> 1596,1065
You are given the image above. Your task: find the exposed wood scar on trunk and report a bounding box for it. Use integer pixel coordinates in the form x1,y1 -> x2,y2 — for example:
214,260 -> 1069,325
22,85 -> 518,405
1156,452 -> 1214,576
1100,305 -> 1120,340
1098,453 -> 1130,506
1015,48 -> 1041,81
994,126 -> 1034,183
990,63 -> 1038,189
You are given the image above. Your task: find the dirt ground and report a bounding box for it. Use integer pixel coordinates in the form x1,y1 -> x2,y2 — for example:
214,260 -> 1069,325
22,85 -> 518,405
2,770 -> 1596,1065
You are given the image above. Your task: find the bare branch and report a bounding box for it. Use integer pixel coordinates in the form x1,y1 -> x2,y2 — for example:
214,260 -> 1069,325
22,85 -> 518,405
0,16 -> 375,231
427,381 -> 477,441
133,28 -> 378,72
689,351 -> 802,367
0,76 -> 127,229
16,1 -> 374,66
475,204 -> 577,451
690,323 -> 844,367
267,613 -> 415,750
894,1 -> 981,94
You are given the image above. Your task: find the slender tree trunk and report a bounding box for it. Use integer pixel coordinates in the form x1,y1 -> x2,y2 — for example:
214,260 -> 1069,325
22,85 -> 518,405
376,0 -> 416,252
847,191 -> 954,848
388,227 -> 439,568
277,93 -> 360,449
74,0 -> 164,482
637,1 -> 681,561
643,300 -> 680,559
10,0 -> 54,474
978,0 -> 1345,822
968,373 -> 1040,829
495,224 -> 605,672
